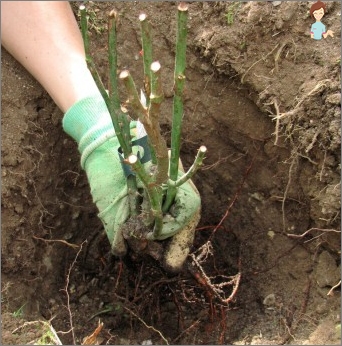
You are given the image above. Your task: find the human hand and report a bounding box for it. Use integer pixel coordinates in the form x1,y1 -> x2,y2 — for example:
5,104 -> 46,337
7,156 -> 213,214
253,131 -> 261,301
120,171 -> 201,272
323,29 -> 334,39
63,95 -> 134,255
81,126 -> 201,264
63,95 -> 201,270
326,29 -> 334,38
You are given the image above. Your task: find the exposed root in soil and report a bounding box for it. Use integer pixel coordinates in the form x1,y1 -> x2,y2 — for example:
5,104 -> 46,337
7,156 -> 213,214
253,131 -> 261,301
2,2 -> 340,344
281,151 -> 298,233
273,40 -> 296,75
269,79 -> 333,155
287,227 -> 341,242
11,319 -> 62,345
61,241 -> 87,344
52,155 -> 254,344
187,241 -> 241,305
280,279 -> 312,345
327,280 -> 341,297
241,43 -> 280,84
123,307 -> 169,345
32,235 -> 80,250
81,320 -> 104,345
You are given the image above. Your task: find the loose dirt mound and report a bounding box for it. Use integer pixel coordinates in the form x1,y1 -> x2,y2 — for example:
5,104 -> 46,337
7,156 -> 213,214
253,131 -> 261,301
1,2 -> 340,345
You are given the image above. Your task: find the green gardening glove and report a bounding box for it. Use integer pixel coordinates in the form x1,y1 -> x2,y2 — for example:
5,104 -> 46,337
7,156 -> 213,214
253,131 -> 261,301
63,94 -> 132,256
62,94 -> 201,268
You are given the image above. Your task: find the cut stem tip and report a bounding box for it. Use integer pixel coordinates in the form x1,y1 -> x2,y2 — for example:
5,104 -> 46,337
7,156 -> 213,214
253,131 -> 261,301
178,2 -> 189,11
128,154 -> 138,165
109,9 -> 118,18
139,13 -> 147,21
151,61 -> 161,72
119,70 -> 130,79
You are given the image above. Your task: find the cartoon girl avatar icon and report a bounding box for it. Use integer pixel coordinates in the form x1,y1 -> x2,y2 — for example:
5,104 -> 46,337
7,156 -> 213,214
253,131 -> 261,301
310,1 -> 334,40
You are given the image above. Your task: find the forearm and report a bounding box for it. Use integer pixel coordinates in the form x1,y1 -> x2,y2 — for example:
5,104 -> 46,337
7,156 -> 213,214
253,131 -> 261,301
1,1 -> 99,112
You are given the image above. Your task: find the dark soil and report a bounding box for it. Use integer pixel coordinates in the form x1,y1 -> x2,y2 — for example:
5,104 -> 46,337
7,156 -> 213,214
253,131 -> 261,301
1,2 -> 341,345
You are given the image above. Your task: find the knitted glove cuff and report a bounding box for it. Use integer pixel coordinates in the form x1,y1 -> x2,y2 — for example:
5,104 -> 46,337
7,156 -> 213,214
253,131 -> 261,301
62,94 -> 118,167
62,94 -> 114,145
63,94 -> 140,169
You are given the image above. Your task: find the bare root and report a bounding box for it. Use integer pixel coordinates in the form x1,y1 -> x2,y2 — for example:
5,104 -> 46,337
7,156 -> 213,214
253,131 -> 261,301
188,241 -> 241,305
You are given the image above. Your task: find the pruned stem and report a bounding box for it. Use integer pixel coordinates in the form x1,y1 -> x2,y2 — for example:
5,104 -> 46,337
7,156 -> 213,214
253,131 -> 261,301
81,5 -> 132,155
108,10 -> 132,157
80,4 -> 204,240
81,5 -> 138,216
163,2 -> 189,212
120,67 -> 168,237
119,70 -> 148,120
108,10 -> 139,216
150,61 -> 164,105
148,62 -> 169,185
80,5 -> 109,105
80,5 -> 89,57
120,68 -> 168,185
126,154 -> 163,238
139,13 -> 153,106
167,146 -> 207,187
126,154 -> 150,186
